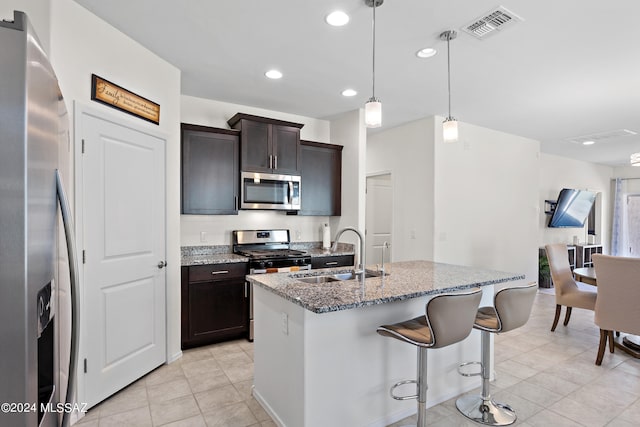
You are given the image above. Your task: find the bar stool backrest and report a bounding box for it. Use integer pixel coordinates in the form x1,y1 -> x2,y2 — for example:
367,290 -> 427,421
494,282 -> 537,333
426,288 -> 482,349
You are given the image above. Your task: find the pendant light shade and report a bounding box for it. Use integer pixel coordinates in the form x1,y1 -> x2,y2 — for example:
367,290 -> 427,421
365,0 -> 383,128
443,118 -> 458,142
631,152 -> 640,166
365,98 -> 382,128
440,30 -> 458,142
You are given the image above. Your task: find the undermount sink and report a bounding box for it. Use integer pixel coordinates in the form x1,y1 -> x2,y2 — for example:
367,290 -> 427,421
332,271 -> 381,280
297,275 -> 342,284
296,270 -> 384,284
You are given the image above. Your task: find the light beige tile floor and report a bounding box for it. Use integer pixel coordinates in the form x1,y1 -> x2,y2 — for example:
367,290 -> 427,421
76,292 -> 640,426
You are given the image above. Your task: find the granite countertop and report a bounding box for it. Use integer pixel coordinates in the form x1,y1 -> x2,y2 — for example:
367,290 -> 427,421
182,253 -> 249,266
181,243 -> 355,266
247,260 -> 525,314
304,246 -> 354,257
181,245 -> 247,266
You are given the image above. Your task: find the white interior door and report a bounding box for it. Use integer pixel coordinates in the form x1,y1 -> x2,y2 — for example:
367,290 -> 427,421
366,174 -> 393,266
79,109 -> 166,408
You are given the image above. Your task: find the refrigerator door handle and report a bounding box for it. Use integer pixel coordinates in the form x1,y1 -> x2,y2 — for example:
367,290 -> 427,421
56,170 -> 80,427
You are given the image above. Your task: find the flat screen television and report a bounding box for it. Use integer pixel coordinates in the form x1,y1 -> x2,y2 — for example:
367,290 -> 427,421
548,188 -> 596,228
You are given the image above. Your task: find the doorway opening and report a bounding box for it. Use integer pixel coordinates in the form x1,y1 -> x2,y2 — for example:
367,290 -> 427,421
365,173 -> 393,266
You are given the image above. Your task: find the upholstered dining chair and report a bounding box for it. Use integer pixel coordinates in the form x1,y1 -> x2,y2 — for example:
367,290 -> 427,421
592,254 -> 640,365
545,243 -> 597,331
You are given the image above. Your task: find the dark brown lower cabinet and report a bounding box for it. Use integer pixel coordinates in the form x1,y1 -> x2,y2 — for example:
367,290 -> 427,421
181,263 -> 249,349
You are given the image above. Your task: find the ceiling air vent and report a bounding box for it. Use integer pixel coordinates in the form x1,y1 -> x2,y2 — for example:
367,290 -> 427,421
567,129 -> 638,145
462,6 -> 523,40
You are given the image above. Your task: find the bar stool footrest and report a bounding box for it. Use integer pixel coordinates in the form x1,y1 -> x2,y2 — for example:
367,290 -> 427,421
458,361 -> 482,377
455,394 -> 516,426
390,379 -> 419,401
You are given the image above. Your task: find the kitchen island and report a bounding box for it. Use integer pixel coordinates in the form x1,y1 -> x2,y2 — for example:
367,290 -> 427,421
247,260 -> 524,427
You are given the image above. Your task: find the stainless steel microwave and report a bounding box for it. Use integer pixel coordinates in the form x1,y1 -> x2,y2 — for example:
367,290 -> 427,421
240,171 -> 301,210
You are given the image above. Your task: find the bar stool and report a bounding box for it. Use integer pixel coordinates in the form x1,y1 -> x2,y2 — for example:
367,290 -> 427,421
377,288 -> 483,427
456,282 -> 537,426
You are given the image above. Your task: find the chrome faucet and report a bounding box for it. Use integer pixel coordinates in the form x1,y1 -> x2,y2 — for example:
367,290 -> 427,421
331,226 -> 366,288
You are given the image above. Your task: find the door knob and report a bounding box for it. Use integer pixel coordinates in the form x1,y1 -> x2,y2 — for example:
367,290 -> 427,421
157,261 -> 167,269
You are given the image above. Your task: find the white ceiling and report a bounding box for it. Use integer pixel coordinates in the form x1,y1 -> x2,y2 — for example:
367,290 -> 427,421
74,0 -> 640,166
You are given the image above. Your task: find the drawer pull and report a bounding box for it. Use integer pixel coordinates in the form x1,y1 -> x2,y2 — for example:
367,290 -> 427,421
325,262 -> 338,266
211,270 -> 229,275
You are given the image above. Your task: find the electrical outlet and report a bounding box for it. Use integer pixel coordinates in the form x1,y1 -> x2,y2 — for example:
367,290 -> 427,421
200,231 -> 207,242
281,312 -> 288,335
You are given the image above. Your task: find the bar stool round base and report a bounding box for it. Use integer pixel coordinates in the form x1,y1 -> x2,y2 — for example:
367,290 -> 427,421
455,394 -> 516,426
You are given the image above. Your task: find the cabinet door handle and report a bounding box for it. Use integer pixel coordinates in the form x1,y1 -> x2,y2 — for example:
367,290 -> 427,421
244,282 -> 248,298
274,155 -> 278,169
234,196 -> 238,211
269,155 -> 273,169
211,270 -> 229,275
325,261 -> 338,266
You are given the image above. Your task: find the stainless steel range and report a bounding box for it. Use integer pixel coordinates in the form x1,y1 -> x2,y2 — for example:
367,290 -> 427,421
233,229 -> 312,274
233,229 -> 311,340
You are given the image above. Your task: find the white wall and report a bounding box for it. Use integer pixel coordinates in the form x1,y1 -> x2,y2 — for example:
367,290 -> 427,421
368,116 -> 540,283
613,165 -> 640,181
539,153 -> 613,251
329,109 -> 367,248
180,95 -> 335,246
367,117 -> 435,262
433,118 -> 539,286
48,0 -> 183,372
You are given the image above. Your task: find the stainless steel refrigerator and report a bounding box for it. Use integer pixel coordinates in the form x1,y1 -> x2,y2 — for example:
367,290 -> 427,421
0,11 -> 79,427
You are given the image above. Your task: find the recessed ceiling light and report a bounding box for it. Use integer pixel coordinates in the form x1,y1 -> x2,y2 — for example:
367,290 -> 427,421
265,69 -> 283,79
341,89 -> 357,97
582,140 -> 595,145
416,47 -> 437,58
326,11 -> 350,27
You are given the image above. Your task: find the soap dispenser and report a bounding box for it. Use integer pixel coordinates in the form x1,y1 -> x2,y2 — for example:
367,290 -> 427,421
322,223 -> 331,249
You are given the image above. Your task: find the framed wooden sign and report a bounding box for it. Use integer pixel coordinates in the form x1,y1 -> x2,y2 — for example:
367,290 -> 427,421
91,74 -> 160,125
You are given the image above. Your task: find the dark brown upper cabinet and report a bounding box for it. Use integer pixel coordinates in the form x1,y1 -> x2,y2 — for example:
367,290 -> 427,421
181,123 -> 239,215
228,113 -> 304,175
299,140 -> 343,216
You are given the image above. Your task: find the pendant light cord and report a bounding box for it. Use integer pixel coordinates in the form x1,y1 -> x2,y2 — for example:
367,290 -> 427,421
446,33 -> 452,119
372,1 -> 377,99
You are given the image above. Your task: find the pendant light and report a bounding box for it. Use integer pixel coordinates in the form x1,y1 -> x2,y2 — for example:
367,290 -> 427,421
440,30 -> 458,142
631,152 -> 640,166
364,0 -> 383,128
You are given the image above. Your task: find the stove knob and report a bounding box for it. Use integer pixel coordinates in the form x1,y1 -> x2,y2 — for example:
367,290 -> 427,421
266,261 -> 274,268
257,261 -> 266,269
293,259 -> 300,265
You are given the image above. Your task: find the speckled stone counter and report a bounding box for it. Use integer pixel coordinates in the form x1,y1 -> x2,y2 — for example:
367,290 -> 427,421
180,243 -> 354,266
291,242 -> 354,257
181,245 -> 248,266
247,260 -> 524,314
